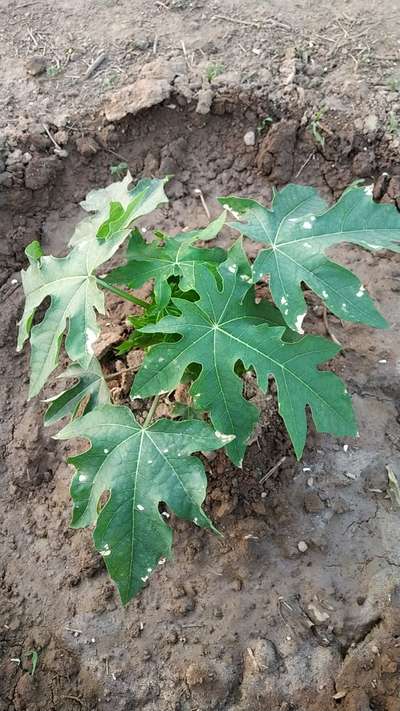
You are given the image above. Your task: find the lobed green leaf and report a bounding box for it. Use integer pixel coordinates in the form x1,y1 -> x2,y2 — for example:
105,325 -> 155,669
220,184 -> 400,332
56,405 -> 232,604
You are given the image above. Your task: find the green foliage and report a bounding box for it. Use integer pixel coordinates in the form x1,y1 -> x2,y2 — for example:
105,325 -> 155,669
25,650 -> 39,677
110,162 -> 129,177
57,406 -> 230,602
132,241 -> 356,465
206,63 -> 225,82
388,111 -> 399,135
44,358 -> 110,426
107,214 -> 226,307
17,175 -> 168,397
309,106 -> 327,147
18,174 -> 398,604
257,116 -> 273,134
221,184 -> 400,333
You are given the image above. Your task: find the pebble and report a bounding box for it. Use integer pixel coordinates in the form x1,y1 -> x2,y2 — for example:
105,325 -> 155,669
0,172 -> 12,187
26,56 -> 46,76
244,130 -> 256,146
6,149 -> 23,166
297,540 -> 308,553
196,88 -> 213,115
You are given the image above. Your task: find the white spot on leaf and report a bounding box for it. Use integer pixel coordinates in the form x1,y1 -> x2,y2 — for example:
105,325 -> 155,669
356,285 -> 365,298
322,290 -> 328,298
137,504 -> 144,511
103,448 -> 109,454
85,328 -> 97,354
280,296 -> 287,305
364,184 -> 373,196
79,474 -> 87,483
295,312 -> 306,334
303,221 -> 312,229
141,576 -> 148,583
215,431 -> 234,443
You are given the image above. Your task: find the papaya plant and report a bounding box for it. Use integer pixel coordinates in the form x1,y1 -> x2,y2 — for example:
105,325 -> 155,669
17,174 -> 400,604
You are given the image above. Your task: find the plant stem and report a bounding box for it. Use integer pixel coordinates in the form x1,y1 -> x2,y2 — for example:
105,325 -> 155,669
144,394 -> 161,426
104,366 -> 139,382
96,277 -> 150,309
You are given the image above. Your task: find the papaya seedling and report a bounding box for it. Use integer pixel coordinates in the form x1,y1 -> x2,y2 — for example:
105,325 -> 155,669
17,173 -> 400,603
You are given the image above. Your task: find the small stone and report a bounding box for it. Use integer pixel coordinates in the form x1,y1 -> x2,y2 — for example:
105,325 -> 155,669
307,602 -> 330,623
25,156 -> 59,190
22,152 -> 32,164
185,661 -> 210,687
105,77 -> 171,121
364,114 -> 378,133
26,56 -> 46,76
352,150 -> 375,178
245,639 -> 280,674
196,88 -> 213,115
297,540 -> 308,553
244,130 -> 256,146
304,491 -> 324,513
381,654 -> 397,674
0,172 -> 12,188
53,129 -> 69,146
29,131 -> 51,150
132,36 -> 151,51
6,149 -> 23,166
76,136 -> 99,157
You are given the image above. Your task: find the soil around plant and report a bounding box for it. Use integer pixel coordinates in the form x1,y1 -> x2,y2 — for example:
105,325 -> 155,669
1,1 -> 400,710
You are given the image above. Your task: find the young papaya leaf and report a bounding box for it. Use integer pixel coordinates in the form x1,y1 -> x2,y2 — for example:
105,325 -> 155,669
70,174 -> 169,245
17,177 -> 168,398
44,358 -> 110,426
106,212 -> 227,295
133,242 -> 357,465
56,405 -> 232,604
220,184 -> 400,332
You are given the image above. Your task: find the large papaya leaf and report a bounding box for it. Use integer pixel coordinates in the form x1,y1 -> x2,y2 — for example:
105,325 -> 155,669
17,177 -> 168,398
133,242 -> 357,465
220,184 -> 400,333
106,212 -> 227,307
56,405 -> 232,604
44,358 -> 110,426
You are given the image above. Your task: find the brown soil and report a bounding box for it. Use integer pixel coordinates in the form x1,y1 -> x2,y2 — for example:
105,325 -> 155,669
1,2 -> 400,710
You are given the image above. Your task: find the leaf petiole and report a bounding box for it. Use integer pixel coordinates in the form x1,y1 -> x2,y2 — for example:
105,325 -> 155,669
95,277 -> 150,309
144,394 -> 160,426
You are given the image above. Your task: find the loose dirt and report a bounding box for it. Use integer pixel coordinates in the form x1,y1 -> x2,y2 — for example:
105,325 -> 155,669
1,1 -> 400,710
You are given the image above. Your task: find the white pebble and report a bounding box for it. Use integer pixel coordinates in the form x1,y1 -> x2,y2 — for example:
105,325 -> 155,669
297,540 -> 308,553
244,130 -> 256,146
